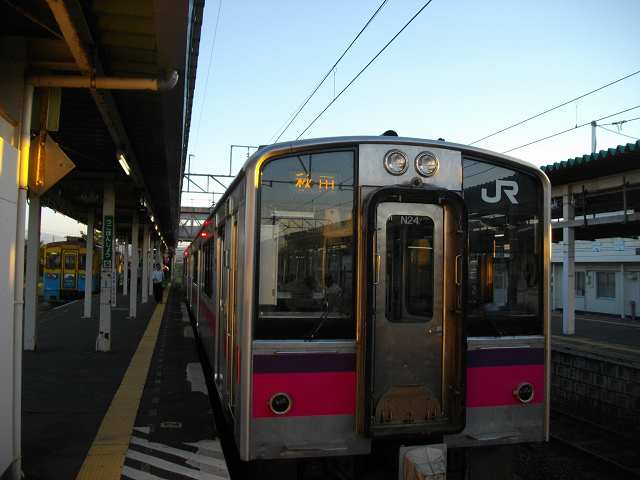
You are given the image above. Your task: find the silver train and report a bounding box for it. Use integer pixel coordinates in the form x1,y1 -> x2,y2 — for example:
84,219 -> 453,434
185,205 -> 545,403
184,134 -> 551,479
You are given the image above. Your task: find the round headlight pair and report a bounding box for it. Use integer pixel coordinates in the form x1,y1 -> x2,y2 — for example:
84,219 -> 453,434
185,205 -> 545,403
384,150 -> 439,177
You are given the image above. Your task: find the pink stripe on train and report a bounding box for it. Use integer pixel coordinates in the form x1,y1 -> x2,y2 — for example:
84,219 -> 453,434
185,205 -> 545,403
466,364 -> 544,408
252,372 -> 356,418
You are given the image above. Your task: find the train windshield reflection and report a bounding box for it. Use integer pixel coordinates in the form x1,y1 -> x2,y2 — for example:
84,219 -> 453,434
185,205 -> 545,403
256,150 -> 355,340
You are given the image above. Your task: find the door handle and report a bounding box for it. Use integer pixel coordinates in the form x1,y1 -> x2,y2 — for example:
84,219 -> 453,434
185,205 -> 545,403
429,326 -> 442,337
374,253 -> 381,285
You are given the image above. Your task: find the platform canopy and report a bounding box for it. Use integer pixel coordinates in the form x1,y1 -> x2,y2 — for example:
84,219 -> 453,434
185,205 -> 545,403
0,0 -> 205,250
542,140 -> 640,241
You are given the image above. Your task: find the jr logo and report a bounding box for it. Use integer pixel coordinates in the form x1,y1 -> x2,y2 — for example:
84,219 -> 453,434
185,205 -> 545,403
481,180 -> 519,204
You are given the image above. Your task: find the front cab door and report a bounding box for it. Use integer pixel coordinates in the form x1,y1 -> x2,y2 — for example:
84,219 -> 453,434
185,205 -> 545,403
364,187 -> 467,438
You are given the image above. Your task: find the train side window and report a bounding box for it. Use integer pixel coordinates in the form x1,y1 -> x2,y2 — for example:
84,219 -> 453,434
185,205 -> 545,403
203,237 -> 216,298
193,251 -> 198,285
256,149 -> 356,340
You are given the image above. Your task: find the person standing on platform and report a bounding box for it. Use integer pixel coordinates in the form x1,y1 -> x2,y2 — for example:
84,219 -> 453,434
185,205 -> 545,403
152,263 -> 164,303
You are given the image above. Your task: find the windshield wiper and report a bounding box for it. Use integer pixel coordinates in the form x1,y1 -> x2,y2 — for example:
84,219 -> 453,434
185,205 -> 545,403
305,291 -> 344,340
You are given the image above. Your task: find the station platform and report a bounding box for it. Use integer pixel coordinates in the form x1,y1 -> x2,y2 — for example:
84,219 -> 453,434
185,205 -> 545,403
21,283 -> 230,480
20,287 -> 640,480
550,311 -> 640,365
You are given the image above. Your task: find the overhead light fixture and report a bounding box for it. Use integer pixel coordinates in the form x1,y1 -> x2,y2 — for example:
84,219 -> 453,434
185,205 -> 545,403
117,150 -> 130,176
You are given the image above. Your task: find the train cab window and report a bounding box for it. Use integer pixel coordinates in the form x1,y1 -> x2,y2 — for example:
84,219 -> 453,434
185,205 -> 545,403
256,150 -> 355,340
46,252 -> 61,269
79,254 -> 86,271
463,158 -> 544,336
386,215 -> 434,323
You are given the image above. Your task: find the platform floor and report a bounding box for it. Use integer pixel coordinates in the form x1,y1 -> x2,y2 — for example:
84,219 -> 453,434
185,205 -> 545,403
550,311 -> 640,364
21,283 -> 229,480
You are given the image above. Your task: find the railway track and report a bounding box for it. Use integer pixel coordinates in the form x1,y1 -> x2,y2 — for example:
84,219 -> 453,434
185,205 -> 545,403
549,408 -> 640,479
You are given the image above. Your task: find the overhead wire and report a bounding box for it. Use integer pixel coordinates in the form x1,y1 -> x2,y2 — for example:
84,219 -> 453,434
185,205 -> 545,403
271,0 -> 389,144
470,70 -> 640,146
502,105 -> 640,154
597,119 -> 640,141
192,0 -> 224,155
296,0 -> 436,140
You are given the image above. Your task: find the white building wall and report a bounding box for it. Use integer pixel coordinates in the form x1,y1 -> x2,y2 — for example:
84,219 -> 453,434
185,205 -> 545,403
1,35 -> 27,478
552,238 -> 640,317
0,131 -> 19,476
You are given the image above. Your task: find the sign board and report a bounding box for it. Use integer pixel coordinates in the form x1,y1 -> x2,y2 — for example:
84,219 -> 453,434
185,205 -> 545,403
103,216 -> 114,268
111,268 -> 117,307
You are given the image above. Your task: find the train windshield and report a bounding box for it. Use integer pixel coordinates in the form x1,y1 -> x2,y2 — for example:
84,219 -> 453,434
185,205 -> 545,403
463,158 -> 544,336
45,252 -> 61,269
256,150 -> 355,340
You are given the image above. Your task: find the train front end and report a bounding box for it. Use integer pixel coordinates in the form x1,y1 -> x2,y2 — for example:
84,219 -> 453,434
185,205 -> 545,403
198,136 -> 550,477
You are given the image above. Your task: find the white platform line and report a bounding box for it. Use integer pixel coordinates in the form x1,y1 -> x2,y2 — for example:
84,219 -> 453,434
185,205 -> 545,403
121,465 -> 166,480
126,449 -> 229,480
129,437 -> 227,469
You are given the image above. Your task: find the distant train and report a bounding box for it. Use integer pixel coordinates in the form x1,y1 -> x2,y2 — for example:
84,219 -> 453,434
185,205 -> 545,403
184,135 -> 551,479
43,238 -> 101,302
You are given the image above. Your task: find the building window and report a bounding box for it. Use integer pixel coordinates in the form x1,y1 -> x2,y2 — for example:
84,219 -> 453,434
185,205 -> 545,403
596,272 -> 615,299
575,271 -> 585,296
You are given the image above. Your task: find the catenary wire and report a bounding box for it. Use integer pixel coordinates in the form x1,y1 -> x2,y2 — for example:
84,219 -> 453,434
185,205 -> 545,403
271,0 -> 389,144
597,124 -> 639,141
192,0 -> 223,156
470,70 -> 640,146
296,0 -> 435,140
502,105 -> 640,154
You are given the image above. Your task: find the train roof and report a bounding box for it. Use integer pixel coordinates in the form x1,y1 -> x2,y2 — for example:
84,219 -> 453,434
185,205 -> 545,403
189,135 -> 551,245
44,240 -> 101,248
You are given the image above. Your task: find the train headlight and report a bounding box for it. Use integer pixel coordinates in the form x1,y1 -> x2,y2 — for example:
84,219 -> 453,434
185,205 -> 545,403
384,150 -> 408,175
268,392 -> 292,415
513,382 -> 535,403
415,152 -> 439,177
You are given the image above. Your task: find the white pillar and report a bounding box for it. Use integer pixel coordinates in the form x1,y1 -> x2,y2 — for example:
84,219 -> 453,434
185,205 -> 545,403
83,209 -> 94,318
141,224 -> 150,304
620,264 -> 626,319
122,233 -> 129,297
97,179 -> 114,352
24,195 -> 41,351
148,234 -> 155,299
129,214 -> 139,317
13,80 -> 34,480
562,188 -> 575,335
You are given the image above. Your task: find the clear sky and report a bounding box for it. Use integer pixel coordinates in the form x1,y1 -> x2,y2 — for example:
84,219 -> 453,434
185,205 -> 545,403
41,0 -> 640,240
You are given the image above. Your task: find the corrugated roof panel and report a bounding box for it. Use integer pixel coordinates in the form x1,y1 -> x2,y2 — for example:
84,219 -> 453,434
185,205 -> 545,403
541,140 -> 640,186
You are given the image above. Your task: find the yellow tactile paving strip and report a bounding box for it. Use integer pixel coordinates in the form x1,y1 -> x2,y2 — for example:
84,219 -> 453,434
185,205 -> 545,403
76,285 -> 169,480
